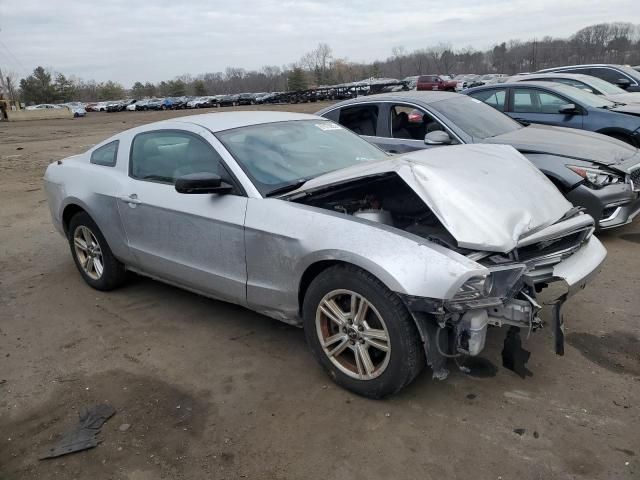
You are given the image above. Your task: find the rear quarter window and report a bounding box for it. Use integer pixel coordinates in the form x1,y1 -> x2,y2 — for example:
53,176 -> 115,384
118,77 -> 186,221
90,140 -> 119,167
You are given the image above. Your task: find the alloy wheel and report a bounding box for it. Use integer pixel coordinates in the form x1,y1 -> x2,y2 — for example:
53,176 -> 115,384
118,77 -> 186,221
73,225 -> 104,280
315,289 -> 391,380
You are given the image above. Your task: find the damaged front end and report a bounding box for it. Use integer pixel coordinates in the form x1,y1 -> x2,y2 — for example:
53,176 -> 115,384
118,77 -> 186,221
286,145 -> 606,380
403,211 -> 606,379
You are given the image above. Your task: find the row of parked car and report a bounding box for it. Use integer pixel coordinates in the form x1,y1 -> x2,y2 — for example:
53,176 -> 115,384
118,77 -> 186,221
317,75 -> 640,232
84,92 -> 289,113
25,102 -> 87,117
407,63 -> 640,94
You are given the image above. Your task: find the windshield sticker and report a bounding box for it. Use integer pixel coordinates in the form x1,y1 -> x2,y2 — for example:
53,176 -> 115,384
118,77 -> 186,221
315,123 -> 342,131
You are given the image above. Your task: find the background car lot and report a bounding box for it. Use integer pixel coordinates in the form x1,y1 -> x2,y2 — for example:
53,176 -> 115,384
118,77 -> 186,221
0,105 -> 638,479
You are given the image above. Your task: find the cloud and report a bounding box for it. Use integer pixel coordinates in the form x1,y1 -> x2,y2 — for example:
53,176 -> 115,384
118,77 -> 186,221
0,0 -> 638,86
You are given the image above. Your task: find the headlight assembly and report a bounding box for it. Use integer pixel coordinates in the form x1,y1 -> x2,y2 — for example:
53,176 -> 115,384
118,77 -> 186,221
448,265 -> 526,311
452,275 -> 493,301
567,165 -> 621,188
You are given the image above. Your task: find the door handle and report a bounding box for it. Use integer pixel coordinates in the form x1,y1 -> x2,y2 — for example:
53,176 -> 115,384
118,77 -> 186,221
119,194 -> 142,205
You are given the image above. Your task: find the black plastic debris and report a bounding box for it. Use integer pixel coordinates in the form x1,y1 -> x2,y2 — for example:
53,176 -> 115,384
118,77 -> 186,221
502,327 -> 532,378
40,404 -> 115,460
457,356 -> 498,378
513,428 -> 526,436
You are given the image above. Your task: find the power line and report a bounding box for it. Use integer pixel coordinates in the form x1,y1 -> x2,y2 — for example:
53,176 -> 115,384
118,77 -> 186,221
0,33 -> 28,76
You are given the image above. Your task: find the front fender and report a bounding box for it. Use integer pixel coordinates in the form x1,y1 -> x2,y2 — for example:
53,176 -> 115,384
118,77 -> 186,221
244,199 -> 486,322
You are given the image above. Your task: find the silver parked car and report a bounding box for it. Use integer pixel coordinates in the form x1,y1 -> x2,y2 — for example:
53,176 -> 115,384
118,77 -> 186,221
508,72 -> 640,105
44,112 -> 606,397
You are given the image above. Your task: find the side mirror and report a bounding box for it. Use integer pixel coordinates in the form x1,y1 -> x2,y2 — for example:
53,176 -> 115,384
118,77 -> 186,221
175,172 -> 233,194
616,78 -> 631,89
425,130 -> 452,145
559,103 -> 578,115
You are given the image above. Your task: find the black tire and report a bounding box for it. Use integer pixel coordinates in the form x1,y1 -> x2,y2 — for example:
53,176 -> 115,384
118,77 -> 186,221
68,211 -> 127,291
303,265 -> 424,398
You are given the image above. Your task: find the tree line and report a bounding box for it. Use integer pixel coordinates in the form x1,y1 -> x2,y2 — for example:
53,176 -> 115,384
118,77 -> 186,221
3,22 -> 639,105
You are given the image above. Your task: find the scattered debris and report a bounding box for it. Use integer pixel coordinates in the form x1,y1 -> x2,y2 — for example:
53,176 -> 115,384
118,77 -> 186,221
118,423 -> 131,432
40,404 -> 115,459
533,431 -> 539,439
613,447 -> 635,456
229,331 -> 255,341
457,356 -> 498,378
466,393 -> 477,400
502,327 -> 532,378
385,412 -> 391,417
513,428 -> 526,436
16,147 -> 23,150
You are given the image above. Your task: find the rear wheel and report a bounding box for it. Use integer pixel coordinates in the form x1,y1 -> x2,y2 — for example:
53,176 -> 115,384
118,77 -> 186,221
68,212 -> 127,291
303,265 -> 424,398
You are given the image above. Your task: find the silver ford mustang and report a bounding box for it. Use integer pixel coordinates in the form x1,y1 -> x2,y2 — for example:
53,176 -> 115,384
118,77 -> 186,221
44,111 -> 606,397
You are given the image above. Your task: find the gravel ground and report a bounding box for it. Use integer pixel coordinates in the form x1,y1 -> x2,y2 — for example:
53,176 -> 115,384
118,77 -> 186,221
0,106 -> 638,480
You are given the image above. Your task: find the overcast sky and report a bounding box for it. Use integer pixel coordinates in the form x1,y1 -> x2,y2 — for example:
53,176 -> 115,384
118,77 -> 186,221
0,0 -> 638,86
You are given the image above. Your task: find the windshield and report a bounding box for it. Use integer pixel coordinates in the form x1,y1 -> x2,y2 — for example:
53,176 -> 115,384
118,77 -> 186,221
216,120 -> 388,196
617,65 -> 640,80
552,83 -> 616,108
430,96 -> 523,139
579,76 -> 627,95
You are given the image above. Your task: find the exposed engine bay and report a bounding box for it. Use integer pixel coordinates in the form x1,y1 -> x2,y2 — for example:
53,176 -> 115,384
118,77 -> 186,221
291,173 -> 464,252
290,172 -> 594,378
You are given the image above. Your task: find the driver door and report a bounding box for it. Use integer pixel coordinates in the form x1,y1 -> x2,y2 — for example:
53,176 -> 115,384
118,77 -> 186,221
508,88 -> 584,129
117,124 -> 248,304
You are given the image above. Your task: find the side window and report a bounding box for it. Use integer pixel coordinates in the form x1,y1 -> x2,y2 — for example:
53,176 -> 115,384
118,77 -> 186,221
130,130 -> 225,184
322,108 -> 340,122
513,89 -> 567,114
390,104 -> 445,140
90,140 -> 119,167
338,105 -> 379,136
469,89 -> 506,111
589,67 -> 627,84
538,92 -> 568,113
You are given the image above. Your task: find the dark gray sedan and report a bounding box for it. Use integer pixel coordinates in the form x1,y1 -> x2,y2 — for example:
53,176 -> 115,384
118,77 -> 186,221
316,92 -> 640,229
464,81 -> 640,147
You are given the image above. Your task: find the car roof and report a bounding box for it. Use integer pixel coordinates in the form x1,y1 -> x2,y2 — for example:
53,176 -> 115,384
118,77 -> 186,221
317,91 -> 459,112
466,81 -> 565,91
537,64 -> 626,72
163,111 -> 322,132
512,72 -> 596,82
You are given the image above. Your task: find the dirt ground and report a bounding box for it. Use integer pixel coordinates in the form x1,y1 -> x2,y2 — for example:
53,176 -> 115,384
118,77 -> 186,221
1,106 -> 638,480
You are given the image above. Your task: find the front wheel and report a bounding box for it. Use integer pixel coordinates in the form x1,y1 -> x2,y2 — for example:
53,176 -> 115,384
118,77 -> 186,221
303,265 -> 424,398
68,212 -> 127,291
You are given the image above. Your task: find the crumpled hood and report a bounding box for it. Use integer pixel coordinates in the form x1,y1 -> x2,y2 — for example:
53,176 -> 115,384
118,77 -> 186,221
292,144 -> 572,252
485,123 -> 639,166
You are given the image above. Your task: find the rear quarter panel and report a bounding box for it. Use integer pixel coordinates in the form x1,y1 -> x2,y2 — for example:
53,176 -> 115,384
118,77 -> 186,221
43,149 -> 133,265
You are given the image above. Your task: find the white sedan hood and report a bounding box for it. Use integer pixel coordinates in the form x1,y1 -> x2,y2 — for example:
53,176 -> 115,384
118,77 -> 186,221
295,144 -> 573,252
